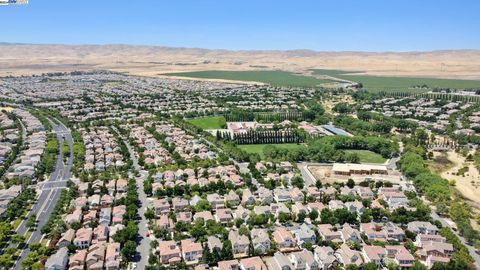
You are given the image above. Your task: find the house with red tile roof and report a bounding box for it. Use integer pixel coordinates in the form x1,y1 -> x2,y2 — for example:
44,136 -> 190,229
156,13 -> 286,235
159,240 -> 181,265
273,227 -> 297,251
181,238 -> 203,264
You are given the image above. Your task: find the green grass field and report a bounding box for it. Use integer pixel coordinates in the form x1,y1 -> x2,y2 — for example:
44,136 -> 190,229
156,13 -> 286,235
166,70 -> 333,87
343,150 -> 386,164
169,69 -> 480,93
311,69 -> 480,93
187,116 -> 226,129
238,143 -> 304,158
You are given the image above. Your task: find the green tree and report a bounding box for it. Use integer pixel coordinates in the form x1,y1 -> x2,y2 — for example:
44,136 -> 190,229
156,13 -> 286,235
308,209 -> 319,221
121,240 -> 137,261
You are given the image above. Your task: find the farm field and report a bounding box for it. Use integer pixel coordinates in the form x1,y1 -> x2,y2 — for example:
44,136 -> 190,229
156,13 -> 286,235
168,69 -> 480,93
187,116 -> 226,129
343,149 -> 387,164
165,70 -> 334,87
312,69 -> 480,93
238,143 -> 304,158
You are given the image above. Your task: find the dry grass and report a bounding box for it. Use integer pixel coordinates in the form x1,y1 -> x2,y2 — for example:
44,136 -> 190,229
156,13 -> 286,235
440,151 -> 480,209
1,44 -> 480,80
429,152 -> 454,173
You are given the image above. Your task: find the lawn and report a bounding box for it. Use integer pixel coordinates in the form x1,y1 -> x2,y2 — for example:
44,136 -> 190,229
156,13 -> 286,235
187,116 -> 226,130
311,69 -> 480,93
12,218 -> 22,230
343,150 -> 386,164
165,70 -> 333,87
238,143 -> 304,158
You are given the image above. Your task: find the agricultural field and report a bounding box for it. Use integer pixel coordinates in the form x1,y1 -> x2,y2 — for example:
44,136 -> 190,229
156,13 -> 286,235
238,143 -> 304,158
312,69 -> 480,93
187,116 -> 226,129
168,69 -> 480,92
343,149 -> 387,164
165,70 -> 334,87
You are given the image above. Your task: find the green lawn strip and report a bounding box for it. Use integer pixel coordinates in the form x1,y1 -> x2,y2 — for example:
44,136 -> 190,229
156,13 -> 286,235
12,218 -> 22,230
24,231 -> 32,240
187,116 -> 226,130
343,149 -> 386,164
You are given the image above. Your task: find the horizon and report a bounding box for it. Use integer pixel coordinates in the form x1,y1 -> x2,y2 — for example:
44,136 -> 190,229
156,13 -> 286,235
1,0 -> 479,52
1,42 -> 480,54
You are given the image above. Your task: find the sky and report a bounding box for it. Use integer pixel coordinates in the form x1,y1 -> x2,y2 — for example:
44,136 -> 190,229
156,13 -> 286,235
1,0 -> 479,52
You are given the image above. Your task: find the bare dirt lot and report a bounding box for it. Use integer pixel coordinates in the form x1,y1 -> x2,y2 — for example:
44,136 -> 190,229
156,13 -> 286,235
1,44 -> 480,80
308,164 -> 402,185
438,151 -> 480,208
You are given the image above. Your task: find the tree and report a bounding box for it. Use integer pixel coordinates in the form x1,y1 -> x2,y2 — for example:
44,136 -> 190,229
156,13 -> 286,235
11,234 -> 25,244
364,262 -> 379,270
0,254 -> 14,269
291,176 -> 304,189
148,252 -> 158,265
309,209 -> 319,221
239,226 -> 250,237
26,215 -> 37,230
234,218 -> 244,228
411,261 -> 428,270
278,212 -> 292,223
387,263 -> 400,270
302,242 -> 313,251
333,103 -> 353,114
202,245 -> 214,265
121,240 -> 137,261
113,221 -> 138,244
347,178 -> 355,189
144,207 -> 155,220
297,212 -> 307,222
221,240 -> 233,260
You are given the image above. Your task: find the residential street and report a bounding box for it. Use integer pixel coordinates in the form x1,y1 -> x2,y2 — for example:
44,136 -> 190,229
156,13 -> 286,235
298,162 -> 317,187
426,201 -> 480,267
112,126 -> 150,270
13,118 -> 73,270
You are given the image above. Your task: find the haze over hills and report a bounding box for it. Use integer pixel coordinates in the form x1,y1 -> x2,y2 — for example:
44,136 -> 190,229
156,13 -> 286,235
1,43 -> 480,80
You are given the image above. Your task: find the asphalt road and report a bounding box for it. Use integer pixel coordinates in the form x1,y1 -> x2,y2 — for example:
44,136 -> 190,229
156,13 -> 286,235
13,118 -> 73,270
425,200 -> 480,267
112,126 -> 150,269
298,162 -> 317,188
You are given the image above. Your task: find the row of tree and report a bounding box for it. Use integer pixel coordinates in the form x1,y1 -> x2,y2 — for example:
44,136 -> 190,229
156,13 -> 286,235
224,109 -> 315,122
217,129 -> 306,145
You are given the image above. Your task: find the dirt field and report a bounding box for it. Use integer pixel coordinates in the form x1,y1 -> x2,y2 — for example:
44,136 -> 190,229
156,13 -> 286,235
1,44 -> 480,80
439,151 -> 480,208
308,164 -> 402,185
429,152 -> 455,174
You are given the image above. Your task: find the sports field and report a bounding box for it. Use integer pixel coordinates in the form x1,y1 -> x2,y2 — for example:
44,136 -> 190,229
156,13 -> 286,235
187,116 -> 226,129
343,150 -> 386,164
238,143 -> 304,158
166,70 -> 333,87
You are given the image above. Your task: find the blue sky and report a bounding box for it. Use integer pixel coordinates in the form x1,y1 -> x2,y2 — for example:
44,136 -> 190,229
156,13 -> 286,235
1,0 -> 479,52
